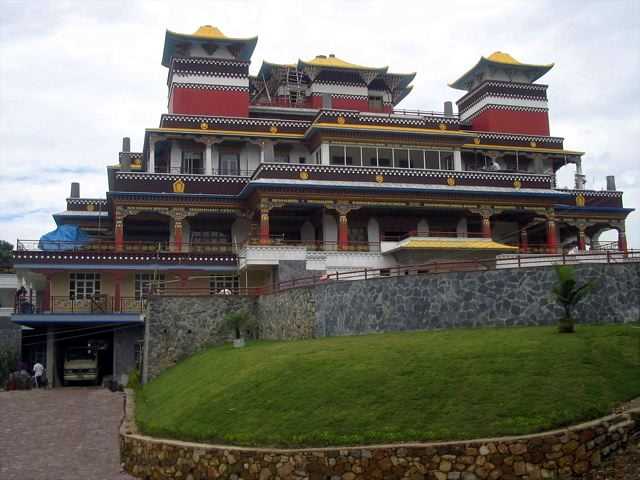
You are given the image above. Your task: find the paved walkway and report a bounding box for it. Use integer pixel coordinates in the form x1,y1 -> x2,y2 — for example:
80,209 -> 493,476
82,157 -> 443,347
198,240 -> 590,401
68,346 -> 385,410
0,388 -> 134,480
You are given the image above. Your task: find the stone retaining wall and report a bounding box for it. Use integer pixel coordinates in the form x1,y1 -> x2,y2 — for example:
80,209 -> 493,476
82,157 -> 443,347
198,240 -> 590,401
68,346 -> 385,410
312,263 -> 639,336
144,263 -> 640,380
144,295 -> 254,381
120,390 -> 640,480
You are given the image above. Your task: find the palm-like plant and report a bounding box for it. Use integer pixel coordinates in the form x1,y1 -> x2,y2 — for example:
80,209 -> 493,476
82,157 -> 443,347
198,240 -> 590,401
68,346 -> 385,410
552,265 -> 594,333
223,310 -> 254,340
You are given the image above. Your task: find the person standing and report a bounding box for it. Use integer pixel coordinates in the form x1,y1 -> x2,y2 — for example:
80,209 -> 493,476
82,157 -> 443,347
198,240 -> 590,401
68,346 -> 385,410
33,361 -> 45,388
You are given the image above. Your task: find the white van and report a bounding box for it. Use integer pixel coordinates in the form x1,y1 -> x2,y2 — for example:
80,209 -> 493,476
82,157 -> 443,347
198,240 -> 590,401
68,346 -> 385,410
63,347 -> 98,385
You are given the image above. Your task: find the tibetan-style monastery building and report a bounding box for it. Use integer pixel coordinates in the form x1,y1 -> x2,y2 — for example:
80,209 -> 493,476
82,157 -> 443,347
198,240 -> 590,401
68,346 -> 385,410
11,26 -> 633,386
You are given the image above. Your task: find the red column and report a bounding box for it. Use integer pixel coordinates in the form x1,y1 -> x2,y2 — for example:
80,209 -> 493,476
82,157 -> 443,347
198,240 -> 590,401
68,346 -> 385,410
174,219 -> 183,252
42,273 -> 53,312
112,271 -> 124,312
481,215 -> 492,239
577,228 -> 586,251
519,228 -> 529,253
259,208 -> 270,245
115,219 -> 124,252
618,229 -> 628,253
547,220 -> 559,254
338,213 -> 349,250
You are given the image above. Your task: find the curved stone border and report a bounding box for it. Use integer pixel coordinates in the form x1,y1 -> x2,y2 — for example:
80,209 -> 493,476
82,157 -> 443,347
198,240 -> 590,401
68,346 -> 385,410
120,389 -> 639,479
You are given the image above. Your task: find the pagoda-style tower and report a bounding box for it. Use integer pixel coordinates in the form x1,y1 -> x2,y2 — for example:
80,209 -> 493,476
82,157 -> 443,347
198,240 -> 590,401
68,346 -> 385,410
253,55 -> 414,112
450,52 -> 553,135
162,25 -> 257,117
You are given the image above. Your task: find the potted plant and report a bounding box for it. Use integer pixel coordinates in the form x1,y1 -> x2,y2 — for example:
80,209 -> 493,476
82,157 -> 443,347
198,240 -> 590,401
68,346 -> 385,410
552,265 -> 594,333
223,310 -> 254,347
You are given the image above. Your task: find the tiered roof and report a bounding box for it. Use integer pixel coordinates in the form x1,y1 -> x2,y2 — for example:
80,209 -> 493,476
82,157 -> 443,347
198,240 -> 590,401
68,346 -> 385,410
450,51 -> 554,90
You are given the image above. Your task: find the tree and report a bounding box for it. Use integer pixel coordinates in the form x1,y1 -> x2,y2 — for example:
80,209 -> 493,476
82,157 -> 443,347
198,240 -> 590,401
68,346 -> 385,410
552,265 -> 594,333
223,310 -> 255,340
0,240 -> 13,267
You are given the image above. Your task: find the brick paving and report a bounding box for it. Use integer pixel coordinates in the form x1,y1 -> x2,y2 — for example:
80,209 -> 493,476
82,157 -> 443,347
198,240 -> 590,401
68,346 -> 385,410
0,388 -> 134,480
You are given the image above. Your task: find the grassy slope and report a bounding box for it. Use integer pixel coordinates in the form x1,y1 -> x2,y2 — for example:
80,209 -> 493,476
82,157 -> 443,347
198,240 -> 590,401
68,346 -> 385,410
136,325 -> 640,447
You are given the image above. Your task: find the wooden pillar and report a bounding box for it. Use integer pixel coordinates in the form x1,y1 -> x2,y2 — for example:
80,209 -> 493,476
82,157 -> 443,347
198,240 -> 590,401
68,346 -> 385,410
174,219 -> 183,252
546,219 -> 559,254
577,227 -> 587,252
112,271 -> 124,312
338,213 -> 349,250
259,208 -> 270,245
519,228 -> 529,253
115,219 -> 124,252
481,214 -> 492,239
334,205 -> 354,251
618,228 -> 628,253
42,272 -> 54,313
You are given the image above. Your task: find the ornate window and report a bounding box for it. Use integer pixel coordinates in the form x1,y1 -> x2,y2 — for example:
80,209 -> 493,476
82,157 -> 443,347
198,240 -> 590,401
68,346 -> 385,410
209,274 -> 239,294
69,273 -> 101,300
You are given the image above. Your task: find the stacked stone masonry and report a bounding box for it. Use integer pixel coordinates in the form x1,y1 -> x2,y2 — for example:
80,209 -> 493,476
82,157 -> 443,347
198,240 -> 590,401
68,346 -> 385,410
145,263 -> 640,380
120,390 -> 640,480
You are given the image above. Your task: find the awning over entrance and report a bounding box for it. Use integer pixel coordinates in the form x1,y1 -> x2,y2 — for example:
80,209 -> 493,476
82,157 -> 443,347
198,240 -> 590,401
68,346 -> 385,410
11,313 -> 143,328
382,237 -> 517,255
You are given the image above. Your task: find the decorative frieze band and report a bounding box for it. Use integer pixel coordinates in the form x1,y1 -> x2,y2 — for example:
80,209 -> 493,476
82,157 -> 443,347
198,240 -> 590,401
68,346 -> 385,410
170,83 -> 249,92
462,104 -> 549,122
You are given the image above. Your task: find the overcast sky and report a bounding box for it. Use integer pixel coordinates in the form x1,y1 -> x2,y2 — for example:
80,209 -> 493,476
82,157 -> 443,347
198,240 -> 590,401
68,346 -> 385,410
0,0 -> 638,247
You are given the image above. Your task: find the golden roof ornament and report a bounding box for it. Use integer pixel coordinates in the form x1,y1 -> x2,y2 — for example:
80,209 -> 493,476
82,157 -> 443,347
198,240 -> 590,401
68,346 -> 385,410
172,179 -> 186,193
375,174 -> 384,183
576,193 -> 586,207
513,179 -> 522,190
200,122 -> 209,130
447,177 -> 456,186
337,116 -> 346,125
269,125 -> 278,134
299,171 -> 309,180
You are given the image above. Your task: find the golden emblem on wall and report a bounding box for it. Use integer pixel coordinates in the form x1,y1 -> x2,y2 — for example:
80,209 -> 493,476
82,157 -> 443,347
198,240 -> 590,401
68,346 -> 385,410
299,170 -> 309,180
473,137 -> 481,145
86,203 -> 95,212
438,123 -> 447,130
375,174 -> 384,183
200,122 -> 209,130
576,193 -> 586,207
446,177 -> 456,186
172,179 -> 186,193
530,141 -> 537,148
269,125 -> 278,134
513,179 -> 522,190
336,116 -> 346,125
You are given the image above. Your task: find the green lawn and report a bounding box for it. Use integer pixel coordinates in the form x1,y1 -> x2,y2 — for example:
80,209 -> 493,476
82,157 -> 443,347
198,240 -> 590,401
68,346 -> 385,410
136,325 -> 640,447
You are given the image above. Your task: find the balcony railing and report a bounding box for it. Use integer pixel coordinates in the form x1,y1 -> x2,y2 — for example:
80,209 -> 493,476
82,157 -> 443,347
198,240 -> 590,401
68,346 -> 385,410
14,240 -> 238,267
16,239 -> 235,254
151,167 -> 252,177
14,295 -> 146,314
244,237 -> 377,252
252,97 -> 314,109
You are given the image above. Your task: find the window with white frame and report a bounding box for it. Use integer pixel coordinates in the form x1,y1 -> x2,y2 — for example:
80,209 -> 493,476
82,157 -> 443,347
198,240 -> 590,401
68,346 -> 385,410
69,273 -> 101,300
135,273 -> 165,299
209,274 -> 239,294
181,151 -> 204,174
327,144 -> 456,171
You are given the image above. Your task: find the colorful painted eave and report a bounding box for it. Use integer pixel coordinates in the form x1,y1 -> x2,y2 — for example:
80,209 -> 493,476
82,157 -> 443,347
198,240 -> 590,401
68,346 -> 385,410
450,51 -> 554,91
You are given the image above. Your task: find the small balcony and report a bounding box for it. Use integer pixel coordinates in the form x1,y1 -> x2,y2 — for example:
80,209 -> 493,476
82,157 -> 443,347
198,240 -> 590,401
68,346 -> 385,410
16,295 -> 146,315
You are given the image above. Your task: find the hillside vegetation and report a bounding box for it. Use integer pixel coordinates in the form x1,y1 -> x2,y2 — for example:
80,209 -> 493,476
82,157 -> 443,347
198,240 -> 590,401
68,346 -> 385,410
136,325 -> 640,447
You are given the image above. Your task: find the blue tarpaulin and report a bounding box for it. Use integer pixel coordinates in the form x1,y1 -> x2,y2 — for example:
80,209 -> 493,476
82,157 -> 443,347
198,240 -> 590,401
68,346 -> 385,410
38,225 -> 91,251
